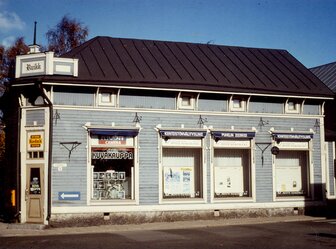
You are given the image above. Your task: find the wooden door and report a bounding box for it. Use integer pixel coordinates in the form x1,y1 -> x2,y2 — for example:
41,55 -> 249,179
26,164 -> 44,223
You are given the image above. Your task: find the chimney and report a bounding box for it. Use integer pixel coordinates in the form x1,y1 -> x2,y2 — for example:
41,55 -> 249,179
28,21 -> 41,54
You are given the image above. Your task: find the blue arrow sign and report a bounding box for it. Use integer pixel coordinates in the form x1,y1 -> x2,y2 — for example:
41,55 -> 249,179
58,191 -> 80,200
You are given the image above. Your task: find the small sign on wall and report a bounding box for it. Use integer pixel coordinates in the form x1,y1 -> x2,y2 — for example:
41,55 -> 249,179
27,131 -> 44,152
21,60 -> 46,75
58,191 -> 81,201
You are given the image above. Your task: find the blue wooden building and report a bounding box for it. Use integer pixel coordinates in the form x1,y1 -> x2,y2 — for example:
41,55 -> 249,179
10,37 -> 335,225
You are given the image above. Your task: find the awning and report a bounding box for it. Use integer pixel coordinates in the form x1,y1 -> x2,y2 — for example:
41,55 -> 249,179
159,130 -> 207,139
89,128 -> 139,137
272,133 -> 313,140
211,131 -> 256,140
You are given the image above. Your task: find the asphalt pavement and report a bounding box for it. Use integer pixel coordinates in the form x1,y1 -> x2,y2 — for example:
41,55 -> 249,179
1,215 -> 336,249
0,215 -> 327,237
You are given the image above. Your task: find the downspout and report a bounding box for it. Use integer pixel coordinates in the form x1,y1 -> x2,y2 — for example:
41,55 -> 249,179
15,96 -> 22,222
37,82 -> 53,222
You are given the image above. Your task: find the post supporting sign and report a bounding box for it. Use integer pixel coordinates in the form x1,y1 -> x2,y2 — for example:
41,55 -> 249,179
58,191 -> 80,201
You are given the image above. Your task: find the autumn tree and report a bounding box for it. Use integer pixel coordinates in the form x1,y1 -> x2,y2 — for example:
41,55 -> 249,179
46,15 -> 89,56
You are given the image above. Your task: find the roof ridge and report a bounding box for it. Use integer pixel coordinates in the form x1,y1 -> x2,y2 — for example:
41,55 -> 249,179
310,61 -> 336,70
88,36 -> 288,52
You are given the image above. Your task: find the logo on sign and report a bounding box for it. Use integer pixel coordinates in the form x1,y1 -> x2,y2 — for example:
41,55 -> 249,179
26,62 -> 41,71
29,135 -> 42,148
98,135 -> 126,145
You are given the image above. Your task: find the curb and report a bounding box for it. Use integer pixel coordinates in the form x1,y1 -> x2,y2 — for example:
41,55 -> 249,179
0,215 -> 326,237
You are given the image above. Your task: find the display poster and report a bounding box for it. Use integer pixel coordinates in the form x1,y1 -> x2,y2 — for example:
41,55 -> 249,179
92,170 -> 127,200
164,167 -> 194,198
27,131 -> 44,152
275,166 -> 302,195
214,166 -> 244,196
91,148 -> 134,160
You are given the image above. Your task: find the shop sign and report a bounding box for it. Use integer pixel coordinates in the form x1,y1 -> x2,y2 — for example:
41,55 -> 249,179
273,133 -> 313,140
160,130 -> 206,138
27,131 -> 44,151
91,135 -> 133,146
212,131 -> 255,140
98,135 -> 126,145
91,148 -> 133,160
22,60 -> 45,75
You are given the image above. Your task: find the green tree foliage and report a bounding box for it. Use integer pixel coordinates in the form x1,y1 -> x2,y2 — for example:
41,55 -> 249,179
46,15 -> 89,56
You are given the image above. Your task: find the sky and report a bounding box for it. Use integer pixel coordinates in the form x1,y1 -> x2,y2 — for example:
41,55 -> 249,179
0,0 -> 335,68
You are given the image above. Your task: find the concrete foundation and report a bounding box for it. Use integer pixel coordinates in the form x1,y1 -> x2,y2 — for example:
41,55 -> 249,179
48,207 -> 313,228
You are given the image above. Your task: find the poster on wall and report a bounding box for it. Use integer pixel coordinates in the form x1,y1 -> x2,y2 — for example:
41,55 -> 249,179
275,166 -> 303,195
164,167 -> 194,198
214,166 -> 244,197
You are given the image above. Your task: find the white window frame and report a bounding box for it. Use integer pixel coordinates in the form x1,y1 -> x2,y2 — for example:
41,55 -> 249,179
158,129 -> 207,204
97,88 -> 118,107
272,134 -> 314,201
87,127 -> 139,205
229,95 -> 248,112
177,92 -> 196,110
285,99 -> 301,114
210,135 -> 256,203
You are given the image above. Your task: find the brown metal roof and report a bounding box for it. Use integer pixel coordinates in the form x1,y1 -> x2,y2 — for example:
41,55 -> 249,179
310,61 -> 336,93
16,36 -> 334,98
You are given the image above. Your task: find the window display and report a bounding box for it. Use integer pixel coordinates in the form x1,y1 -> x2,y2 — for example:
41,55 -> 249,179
91,148 -> 134,200
213,149 -> 251,198
162,148 -> 202,199
275,151 -> 308,197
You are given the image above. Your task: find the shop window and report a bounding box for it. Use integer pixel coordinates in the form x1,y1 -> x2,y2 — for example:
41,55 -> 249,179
91,148 -> 134,200
275,151 -> 309,197
178,93 -> 195,110
162,148 -> 202,199
213,149 -> 251,198
229,97 -> 246,112
98,90 -> 116,106
285,99 -> 301,114
89,130 -> 138,201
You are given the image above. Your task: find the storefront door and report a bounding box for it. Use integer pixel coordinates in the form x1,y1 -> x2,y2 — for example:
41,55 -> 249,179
26,164 -> 44,223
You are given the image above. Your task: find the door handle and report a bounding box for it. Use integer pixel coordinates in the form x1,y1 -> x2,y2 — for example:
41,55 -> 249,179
25,189 -> 29,201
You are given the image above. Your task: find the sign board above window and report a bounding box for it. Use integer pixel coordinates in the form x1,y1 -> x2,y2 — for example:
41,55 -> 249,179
272,133 -> 313,140
211,131 -> 256,141
159,130 -> 207,139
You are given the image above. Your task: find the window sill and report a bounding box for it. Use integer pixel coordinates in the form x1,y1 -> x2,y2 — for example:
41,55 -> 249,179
275,196 -> 311,202
160,198 -> 206,204
212,197 -> 254,203
90,200 -> 137,206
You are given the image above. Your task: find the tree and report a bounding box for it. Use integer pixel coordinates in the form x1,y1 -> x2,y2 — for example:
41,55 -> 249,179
46,15 -> 89,56
5,37 -> 29,80
0,45 -> 6,88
